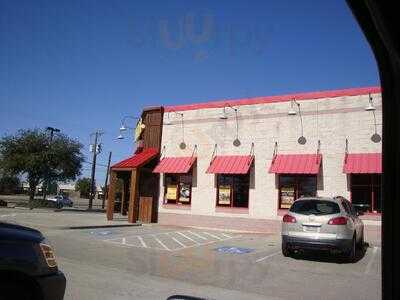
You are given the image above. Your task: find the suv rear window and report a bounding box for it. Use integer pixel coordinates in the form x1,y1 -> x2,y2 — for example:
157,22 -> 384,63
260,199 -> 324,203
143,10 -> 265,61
289,200 -> 340,215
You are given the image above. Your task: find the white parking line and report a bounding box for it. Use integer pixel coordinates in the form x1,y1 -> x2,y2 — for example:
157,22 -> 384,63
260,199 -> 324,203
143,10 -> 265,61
365,246 -> 379,275
171,237 -> 187,248
170,240 -> 222,252
202,231 -> 222,240
105,240 -> 157,250
176,232 -> 201,244
255,251 -> 281,263
137,236 -> 148,248
220,233 -> 232,239
101,230 -> 240,252
153,235 -> 170,251
187,231 -> 207,240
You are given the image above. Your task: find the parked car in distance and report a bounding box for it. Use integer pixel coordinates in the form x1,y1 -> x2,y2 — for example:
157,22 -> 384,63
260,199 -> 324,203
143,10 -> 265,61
281,196 -> 364,262
0,222 -> 66,300
47,195 -> 73,208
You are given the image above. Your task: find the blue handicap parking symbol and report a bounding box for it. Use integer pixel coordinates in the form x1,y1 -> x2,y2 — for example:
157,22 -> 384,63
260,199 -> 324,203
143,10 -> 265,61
215,246 -> 254,254
89,230 -> 114,236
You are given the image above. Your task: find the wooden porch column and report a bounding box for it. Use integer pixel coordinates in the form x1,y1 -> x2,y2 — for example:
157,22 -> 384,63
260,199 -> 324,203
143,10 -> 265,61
128,168 -> 140,223
106,170 -> 117,220
120,179 -> 126,215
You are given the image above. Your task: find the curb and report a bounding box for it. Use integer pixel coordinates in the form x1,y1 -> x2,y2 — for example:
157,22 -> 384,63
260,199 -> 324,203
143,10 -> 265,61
13,206 -> 31,210
156,223 -> 278,235
62,223 -> 142,230
187,226 -> 277,234
54,208 -> 106,213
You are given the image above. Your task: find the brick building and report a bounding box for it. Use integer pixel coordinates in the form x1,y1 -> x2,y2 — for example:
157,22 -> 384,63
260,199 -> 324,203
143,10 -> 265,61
107,86 -> 382,227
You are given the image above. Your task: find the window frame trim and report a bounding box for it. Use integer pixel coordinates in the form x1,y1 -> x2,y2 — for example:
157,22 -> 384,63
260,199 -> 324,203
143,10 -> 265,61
163,172 -> 193,205
278,174 -> 318,210
215,174 -> 250,208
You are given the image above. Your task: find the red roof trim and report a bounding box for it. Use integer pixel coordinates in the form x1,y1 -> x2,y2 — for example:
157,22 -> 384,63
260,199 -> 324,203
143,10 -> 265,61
268,154 -> 322,174
164,86 -> 381,112
153,156 -> 196,174
343,153 -> 382,174
111,148 -> 159,169
206,155 -> 254,174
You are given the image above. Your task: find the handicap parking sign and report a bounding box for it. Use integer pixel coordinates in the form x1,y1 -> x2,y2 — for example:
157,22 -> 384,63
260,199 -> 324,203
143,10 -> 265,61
215,246 -> 254,254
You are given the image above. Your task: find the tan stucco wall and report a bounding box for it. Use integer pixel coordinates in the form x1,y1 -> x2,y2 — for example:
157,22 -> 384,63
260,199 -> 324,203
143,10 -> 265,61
158,93 -> 382,219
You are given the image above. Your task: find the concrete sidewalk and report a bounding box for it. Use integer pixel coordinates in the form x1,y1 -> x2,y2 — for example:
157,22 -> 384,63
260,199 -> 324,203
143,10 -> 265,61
158,212 -> 381,239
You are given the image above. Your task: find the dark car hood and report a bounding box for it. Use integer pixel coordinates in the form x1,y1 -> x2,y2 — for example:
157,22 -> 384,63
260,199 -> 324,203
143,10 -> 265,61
0,222 -> 44,243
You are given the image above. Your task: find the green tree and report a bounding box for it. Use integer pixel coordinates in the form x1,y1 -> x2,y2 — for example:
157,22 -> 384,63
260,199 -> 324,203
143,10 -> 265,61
75,177 -> 93,199
0,129 -> 84,204
0,174 -> 21,194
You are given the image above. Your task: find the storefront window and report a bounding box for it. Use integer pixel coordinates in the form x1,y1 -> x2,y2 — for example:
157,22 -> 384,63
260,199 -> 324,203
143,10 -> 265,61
217,174 -> 249,208
351,174 -> 381,213
164,174 -> 192,205
279,175 -> 317,209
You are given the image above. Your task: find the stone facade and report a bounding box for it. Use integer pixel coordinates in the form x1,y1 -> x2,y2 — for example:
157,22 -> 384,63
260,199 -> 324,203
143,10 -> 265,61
157,88 -> 382,220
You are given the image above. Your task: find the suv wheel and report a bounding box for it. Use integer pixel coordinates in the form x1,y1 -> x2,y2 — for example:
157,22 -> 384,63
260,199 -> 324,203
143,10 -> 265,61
357,229 -> 364,249
347,235 -> 356,262
282,243 -> 291,257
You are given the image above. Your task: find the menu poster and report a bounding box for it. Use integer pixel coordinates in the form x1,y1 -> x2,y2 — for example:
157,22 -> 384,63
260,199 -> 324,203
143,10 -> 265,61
281,186 -> 295,208
179,183 -> 191,203
166,185 -> 178,200
218,185 -> 231,205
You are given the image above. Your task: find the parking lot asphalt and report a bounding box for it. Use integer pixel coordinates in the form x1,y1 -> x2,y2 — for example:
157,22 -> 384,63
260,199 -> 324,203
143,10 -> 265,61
1,209 -> 381,300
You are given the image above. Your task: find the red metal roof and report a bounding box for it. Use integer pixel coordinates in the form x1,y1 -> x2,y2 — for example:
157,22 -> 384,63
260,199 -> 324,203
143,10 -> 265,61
164,86 -> 381,112
153,156 -> 196,173
343,153 -> 382,174
206,155 -> 254,174
269,154 -> 322,174
111,148 -> 158,169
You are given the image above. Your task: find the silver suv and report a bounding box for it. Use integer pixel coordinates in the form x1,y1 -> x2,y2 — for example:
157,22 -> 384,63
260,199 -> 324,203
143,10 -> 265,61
281,196 -> 364,261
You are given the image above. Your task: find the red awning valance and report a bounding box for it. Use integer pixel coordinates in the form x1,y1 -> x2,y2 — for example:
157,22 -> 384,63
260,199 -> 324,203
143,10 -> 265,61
206,155 -> 254,174
111,148 -> 158,169
269,154 -> 322,174
343,153 -> 382,174
153,157 -> 196,173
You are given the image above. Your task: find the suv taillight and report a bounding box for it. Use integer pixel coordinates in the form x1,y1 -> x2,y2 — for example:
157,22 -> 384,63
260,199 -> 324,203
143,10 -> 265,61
283,214 -> 296,223
328,216 -> 348,225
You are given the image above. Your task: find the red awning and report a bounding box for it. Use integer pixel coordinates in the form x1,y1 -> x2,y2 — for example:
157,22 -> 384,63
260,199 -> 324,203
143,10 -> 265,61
153,157 -> 196,173
111,148 -> 158,169
343,153 -> 382,174
206,155 -> 254,174
269,154 -> 322,174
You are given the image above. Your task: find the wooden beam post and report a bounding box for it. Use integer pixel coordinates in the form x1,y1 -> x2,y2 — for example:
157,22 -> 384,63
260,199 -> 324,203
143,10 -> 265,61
106,170 -> 117,220
120,179 -> 126,215
128,168 -> 140,223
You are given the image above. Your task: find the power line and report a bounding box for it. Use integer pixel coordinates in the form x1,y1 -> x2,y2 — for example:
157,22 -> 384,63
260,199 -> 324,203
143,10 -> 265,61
82,161 -> 108,168
81,168 -> 107,173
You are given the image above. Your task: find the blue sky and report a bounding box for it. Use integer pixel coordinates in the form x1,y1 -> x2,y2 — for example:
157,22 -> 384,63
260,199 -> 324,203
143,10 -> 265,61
0,0 -> 379,184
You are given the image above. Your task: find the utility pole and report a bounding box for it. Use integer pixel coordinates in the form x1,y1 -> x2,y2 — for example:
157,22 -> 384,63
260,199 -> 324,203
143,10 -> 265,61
43,127 -> 60,200
102,151 -> 112,209
89,130 -> 103,209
